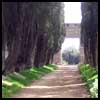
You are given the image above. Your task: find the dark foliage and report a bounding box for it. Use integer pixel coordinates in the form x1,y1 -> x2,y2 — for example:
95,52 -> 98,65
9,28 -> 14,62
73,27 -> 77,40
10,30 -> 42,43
2,2 -> 65,74
81,2 -> 98,69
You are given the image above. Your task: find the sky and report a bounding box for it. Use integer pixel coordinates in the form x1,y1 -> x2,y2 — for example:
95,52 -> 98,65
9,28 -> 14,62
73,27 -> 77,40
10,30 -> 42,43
61,38 -> 80,51
61,2 -> 81,51
64,2 -> 82,23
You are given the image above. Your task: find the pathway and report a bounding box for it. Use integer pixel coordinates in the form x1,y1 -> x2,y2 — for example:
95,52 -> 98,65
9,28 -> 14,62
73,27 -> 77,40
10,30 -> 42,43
11,65 -> 90,98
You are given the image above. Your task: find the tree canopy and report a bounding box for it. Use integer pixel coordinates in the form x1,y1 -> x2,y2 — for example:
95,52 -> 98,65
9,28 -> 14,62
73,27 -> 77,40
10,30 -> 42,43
2,2 -> 65,74
81,2 -> 98,69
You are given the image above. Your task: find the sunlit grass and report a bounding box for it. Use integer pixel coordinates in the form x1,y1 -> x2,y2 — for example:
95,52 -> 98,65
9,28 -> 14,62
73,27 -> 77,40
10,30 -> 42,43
79,64 -> 98,98
2,64 -> 57,98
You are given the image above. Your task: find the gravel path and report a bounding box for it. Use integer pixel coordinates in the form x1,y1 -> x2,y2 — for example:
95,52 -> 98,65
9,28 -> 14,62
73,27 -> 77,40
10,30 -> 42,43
11,65 -> 90,98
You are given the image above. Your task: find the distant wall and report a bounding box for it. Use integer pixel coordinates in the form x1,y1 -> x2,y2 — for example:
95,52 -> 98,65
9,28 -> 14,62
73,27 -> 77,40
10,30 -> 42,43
65,23 -> 80,38
53,50 -> 61,64
80,46 -> 84,64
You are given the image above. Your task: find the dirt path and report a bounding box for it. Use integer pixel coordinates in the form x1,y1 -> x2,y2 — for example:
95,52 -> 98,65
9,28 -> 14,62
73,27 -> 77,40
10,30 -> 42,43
11,65 -> 90,98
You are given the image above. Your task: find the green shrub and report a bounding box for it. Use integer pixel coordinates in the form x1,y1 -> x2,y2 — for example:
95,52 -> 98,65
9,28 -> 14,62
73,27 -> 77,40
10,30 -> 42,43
79,64 -> 98,98
90,78 -> 98,98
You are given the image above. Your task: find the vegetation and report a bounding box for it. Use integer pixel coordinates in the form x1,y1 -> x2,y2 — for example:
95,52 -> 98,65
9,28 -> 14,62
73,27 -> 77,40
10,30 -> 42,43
80,3 -> 98,98
2,2 -> 65,74
81,2 -> 98,69
62,47 -> 80,64
2,2 -> 98,98
2,64 -> 57,98
79,64 -> 98,98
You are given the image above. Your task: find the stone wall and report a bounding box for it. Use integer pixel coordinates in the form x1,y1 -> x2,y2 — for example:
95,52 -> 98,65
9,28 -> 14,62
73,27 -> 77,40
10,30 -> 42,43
80,46 -> 84,64
65,23 -> 80,38
53,50 -> 61,64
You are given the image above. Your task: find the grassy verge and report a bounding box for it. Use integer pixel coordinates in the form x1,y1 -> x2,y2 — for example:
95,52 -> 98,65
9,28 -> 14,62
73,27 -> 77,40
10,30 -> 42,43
79,64 -> 98,98
2,64 -> 57,98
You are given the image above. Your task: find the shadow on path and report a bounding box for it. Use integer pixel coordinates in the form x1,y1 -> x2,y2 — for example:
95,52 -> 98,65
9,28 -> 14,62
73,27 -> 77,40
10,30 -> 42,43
11,65 -> 90,98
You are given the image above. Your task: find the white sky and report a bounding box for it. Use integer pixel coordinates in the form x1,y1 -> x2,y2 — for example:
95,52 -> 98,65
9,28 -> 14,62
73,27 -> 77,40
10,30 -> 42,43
61,38 -> 80,51
61,2 -> 81,52
64,2 -> 82,23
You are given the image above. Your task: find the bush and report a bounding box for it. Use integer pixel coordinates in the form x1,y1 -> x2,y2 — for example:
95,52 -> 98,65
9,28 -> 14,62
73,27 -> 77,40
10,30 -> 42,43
62,47 -> 80,64
90,78 -> 98,98
79,64 -> 98,98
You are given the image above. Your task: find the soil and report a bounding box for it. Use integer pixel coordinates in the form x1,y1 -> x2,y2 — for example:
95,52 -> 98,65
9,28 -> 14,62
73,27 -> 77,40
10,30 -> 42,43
11,64 -> 90,98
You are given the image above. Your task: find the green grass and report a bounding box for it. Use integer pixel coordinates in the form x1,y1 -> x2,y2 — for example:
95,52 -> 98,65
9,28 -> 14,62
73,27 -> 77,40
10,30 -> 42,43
79,64 -> 98,98
2,64 -> 57,98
